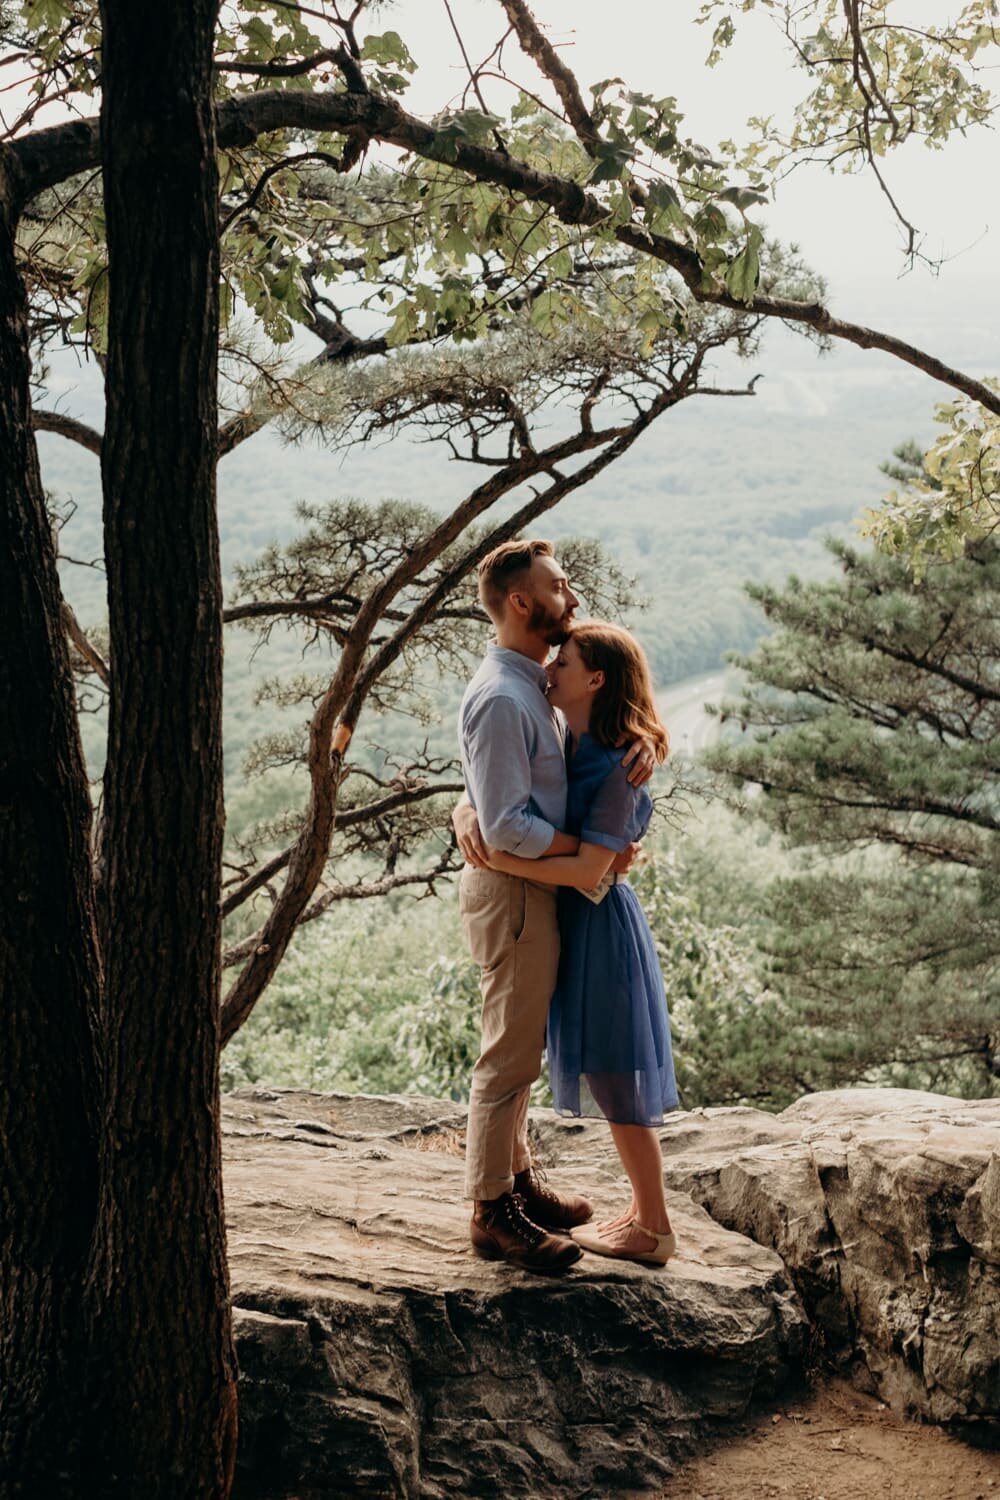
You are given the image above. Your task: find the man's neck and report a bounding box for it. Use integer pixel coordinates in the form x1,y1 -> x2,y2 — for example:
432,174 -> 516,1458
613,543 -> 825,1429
493,626 -> 548,665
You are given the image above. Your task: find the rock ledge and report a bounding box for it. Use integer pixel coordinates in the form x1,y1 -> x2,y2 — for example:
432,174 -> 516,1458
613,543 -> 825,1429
224,1086 -> 1000,1497
225,1089 -> 805,1497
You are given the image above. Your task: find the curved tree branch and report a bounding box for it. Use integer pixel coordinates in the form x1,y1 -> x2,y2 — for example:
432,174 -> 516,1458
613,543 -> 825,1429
498,0 -> 601,155
222,844 -> 460,969
31,407 -> 103,457
214,47 -> 343,79
61,599 -> 110,686
10,89 -> 1000,416
220,778 -> 463,917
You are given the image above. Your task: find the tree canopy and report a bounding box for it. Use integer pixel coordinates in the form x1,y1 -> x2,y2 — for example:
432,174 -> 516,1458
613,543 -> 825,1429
12,0 -> 999,580
8,0 -> 1000,422
862,391 -> 1000,568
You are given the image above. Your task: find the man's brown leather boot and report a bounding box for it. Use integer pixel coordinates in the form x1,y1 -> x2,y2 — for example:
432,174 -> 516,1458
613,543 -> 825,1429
471,1191 -> 582,1274
513,1165 -> 593,1232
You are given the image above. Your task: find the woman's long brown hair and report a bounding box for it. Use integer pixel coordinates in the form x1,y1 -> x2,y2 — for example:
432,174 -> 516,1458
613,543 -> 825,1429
572,622 -> 670,763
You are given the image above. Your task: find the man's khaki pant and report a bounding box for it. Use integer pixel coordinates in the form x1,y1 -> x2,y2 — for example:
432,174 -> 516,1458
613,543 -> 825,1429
459,866 -> 560,1201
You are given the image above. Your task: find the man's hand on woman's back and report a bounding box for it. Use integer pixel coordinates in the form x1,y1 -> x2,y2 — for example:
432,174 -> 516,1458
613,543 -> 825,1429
611,842 -> 642,876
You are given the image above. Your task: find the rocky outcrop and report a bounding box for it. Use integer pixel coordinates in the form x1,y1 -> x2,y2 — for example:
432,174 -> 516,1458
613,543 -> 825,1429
224,1089 -> 806,1498
650,1089 -> 1000,1442
224,1086 -> 1000,1498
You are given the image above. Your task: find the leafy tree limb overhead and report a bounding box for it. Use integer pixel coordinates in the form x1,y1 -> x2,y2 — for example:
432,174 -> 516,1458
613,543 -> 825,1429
7,0 -> 1000,417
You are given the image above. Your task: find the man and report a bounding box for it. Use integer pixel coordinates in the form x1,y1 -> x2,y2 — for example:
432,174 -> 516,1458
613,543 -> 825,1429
453,539 -> 653,1273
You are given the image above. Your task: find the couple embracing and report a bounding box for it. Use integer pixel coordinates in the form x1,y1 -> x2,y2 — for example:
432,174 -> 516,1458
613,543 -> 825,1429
452,539 -> 679,1276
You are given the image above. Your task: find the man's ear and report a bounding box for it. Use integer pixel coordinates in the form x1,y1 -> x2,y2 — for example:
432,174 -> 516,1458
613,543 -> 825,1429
507,588 -> 531,620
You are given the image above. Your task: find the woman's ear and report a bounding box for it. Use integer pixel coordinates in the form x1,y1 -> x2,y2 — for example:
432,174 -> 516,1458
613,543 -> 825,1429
588,669 -> 605,694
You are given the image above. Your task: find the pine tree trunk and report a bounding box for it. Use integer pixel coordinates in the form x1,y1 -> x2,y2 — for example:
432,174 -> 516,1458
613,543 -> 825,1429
86,4 -> 237,1494
0,164 -> 102,1494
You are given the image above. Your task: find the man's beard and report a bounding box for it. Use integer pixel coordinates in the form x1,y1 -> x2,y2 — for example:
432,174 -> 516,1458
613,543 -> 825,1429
527,598 -> 573,645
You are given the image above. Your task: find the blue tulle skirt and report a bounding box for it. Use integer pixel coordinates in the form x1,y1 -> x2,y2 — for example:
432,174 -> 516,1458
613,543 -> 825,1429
546,882 -> 678,1126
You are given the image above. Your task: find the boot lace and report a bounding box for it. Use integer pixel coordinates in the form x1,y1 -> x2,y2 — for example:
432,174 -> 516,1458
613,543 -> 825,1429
520,1165 -> 561,1212
498,1192 -> 545,1247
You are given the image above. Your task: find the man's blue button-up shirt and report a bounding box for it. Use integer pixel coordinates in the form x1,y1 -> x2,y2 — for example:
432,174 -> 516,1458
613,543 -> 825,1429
459,644 -> 567,859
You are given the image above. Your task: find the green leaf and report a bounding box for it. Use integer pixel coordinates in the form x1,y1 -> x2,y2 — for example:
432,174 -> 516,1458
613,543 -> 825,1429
692,203 -> 729,242
385,298 -> 420,348
442,223 -> 475,264
725,224 -> 764,303
361,31 -> 415,72
718,185 -> 770,213
706,15 -> 736,65
511,91 -> 541,122
590,77 -> 626,99
627,104 -> 652,136
588,138 -> 634,185
637,308 -> 663,354
548,247 -> 574,281
645,181 -> 687,235
432,109 -> 502,162
528,288 -> 567,334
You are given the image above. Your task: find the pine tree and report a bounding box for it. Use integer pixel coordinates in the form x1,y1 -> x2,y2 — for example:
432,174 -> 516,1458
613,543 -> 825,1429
706,537 -> 1000,1097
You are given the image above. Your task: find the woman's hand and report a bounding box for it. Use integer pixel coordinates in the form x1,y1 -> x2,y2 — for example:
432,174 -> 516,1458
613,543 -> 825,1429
452,798 -> 489,868
621,739 -> 657,786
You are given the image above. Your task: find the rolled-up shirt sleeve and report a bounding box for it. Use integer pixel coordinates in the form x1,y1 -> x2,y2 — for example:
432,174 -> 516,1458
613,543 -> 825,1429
463,695 -> 556,858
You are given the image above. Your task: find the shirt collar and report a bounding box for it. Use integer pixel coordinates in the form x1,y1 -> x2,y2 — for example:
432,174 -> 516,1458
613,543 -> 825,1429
486,642 -> 549,692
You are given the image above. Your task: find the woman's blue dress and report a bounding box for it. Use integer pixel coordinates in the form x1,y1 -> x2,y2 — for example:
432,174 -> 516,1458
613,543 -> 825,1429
546,734 -> 678,1126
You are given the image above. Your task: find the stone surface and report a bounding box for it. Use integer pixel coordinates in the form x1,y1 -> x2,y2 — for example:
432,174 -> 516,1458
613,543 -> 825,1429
645,1087 -> 1000,1443
224,1086 -> 1000,1498
224,1089 -> 806,1498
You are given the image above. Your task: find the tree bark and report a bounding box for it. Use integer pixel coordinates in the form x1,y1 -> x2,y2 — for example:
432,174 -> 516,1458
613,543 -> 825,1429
85,3 -> 237,1495
0,156 -> 102,1495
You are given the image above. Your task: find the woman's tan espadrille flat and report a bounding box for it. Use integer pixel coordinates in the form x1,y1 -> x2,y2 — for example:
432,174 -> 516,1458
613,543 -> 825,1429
572,1217 -> 678,1266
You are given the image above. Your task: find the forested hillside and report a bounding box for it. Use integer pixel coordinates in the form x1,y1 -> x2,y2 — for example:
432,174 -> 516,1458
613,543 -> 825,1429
40,305 -> 969,795
7,0 -> 998,1486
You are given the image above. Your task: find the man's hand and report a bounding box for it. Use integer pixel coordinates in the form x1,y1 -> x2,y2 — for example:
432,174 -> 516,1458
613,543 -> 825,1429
452,799 -> 489,869
611,842 -> 641,876
622,738 -> 657,786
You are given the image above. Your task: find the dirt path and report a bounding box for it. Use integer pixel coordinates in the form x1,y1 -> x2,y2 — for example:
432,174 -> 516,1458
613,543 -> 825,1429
652,1378 -> 1000,1500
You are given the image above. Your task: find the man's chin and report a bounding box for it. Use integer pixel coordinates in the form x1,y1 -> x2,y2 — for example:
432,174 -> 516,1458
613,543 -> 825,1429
543,619 -> 573,646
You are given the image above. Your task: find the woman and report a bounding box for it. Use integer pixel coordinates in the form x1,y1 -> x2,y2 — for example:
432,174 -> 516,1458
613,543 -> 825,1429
485,622 -> 679,1266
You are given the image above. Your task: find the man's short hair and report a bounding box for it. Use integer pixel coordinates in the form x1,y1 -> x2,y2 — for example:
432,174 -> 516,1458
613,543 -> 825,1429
477,538 -> 554,622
